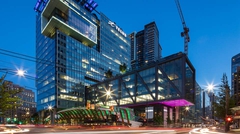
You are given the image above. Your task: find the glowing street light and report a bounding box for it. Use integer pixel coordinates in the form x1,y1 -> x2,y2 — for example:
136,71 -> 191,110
207,84 -> 214,93
16,69 -> 26,77
202,81 -> 217,119
0,68 -> 26,77
106,90 -> 111,97
98,86 -> 115,106
205,82 -> 216,121
185,106 -> 190,111
205,81 -> 217,93
48,106 -> 53,110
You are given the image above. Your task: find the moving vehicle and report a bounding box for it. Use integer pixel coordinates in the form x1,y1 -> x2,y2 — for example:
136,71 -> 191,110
0,124 -> 29,133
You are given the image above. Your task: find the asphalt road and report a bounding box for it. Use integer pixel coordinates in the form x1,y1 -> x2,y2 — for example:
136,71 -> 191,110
1,126 -> 238,134
19,127 -> 183,134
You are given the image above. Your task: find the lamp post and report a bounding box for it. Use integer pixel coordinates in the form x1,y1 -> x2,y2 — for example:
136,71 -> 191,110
0,68 -> 26,77
26,111 -> 30,124
48,105 -> 55,125
206,84 -> 215,122
202,83 -> 215,124
203,89 -> 205,119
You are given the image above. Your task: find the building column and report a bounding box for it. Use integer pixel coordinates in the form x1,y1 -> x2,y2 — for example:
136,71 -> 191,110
51,108 -> 56,125
39,110 -> 44,124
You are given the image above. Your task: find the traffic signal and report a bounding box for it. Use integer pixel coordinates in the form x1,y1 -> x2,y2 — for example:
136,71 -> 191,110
226,117 -> 232,122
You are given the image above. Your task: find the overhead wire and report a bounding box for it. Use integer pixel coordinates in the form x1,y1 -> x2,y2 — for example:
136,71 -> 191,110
0,48 -> 86,75
0,70 -> 36,81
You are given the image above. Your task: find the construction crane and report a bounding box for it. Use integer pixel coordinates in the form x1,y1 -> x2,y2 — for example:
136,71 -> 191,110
175,0 -> 190,56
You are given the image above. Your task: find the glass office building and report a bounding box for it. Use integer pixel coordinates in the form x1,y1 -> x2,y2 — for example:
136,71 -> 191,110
89,52 -> 196,124
232,53 -> 240,104
130,22 -> 162,69
35,0 -> 130,111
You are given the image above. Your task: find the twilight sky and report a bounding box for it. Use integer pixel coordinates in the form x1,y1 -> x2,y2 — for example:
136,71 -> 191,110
0,0 -> 240,93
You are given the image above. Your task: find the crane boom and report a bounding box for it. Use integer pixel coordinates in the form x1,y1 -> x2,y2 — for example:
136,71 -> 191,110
175,0 -> 190,56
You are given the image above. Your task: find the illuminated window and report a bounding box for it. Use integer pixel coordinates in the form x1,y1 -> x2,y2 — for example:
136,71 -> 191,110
82,63 -> 87,68
43,98 -> 48,103
49,95 -> 55,101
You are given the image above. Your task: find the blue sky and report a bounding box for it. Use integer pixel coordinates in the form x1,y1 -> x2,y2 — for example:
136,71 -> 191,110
0,0 -> 240,93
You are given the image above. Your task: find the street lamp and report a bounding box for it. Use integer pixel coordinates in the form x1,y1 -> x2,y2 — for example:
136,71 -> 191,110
26,111 -> 30,124
48,105 -> 53,123
16,69 -> 26,77
106,90 -> 111,97
0,68 -> 36,81
48,106 -> 53,111
202,82 -> 216,121
45,105 -> 55,125
0,68 -> 24,73
185,106 -> 190,111
0,68 -> 26,79
206,83 -> 215,122
105,88 -> 112,106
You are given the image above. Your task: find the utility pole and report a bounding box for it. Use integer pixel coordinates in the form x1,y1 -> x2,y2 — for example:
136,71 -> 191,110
203,91 -> 205,119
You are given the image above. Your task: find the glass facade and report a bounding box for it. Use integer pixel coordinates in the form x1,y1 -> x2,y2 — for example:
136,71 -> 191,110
194,82 -> 202,123
36,13 -> 57,111
35,0 -> 130,111
130,22 -> 162,69
89,52 -> 195,124
232,53 -> 240,103
99,13 -> 130,74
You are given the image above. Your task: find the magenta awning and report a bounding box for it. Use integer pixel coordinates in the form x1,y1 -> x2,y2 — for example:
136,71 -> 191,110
159,99 -> 194,107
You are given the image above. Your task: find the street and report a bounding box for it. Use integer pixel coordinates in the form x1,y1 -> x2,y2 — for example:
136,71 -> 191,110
1,126 -> 239,134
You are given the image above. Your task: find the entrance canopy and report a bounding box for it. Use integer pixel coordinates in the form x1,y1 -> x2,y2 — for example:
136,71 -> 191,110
56,106 -> 135,126
159,99 -> 194,107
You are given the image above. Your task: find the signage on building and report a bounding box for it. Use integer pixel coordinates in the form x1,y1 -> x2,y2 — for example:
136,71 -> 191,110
34,0 -> 48,12
108,21 -> 127,37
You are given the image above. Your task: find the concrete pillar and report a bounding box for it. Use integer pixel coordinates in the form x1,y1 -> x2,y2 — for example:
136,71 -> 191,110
51,108 -> 56,125
40,110 -> 44,124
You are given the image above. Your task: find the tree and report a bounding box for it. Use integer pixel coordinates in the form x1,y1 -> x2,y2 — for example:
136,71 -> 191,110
31,112 -> 40,124
153,114 -> 163,126
213,73 -> 235,121
105,69 -> 113,78
119,63 -> 127,74
0,74 -> 23,123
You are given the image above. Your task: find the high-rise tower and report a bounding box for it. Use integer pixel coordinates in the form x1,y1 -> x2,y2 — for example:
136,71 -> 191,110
130,22 -> 162,69
34,0 -> 130,111
232,53 -> 240,105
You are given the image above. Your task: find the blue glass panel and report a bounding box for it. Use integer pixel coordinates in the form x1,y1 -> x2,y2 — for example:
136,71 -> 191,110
139,67 -> 155,93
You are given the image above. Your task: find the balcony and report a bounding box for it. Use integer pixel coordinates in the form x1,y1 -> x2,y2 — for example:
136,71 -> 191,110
41,0 -> 97,47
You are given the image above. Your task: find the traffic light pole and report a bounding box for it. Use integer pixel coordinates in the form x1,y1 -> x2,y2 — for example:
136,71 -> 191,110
225,85 -> 230,132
